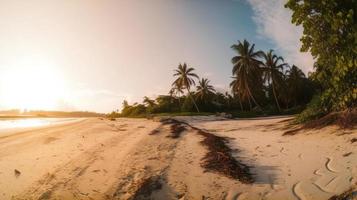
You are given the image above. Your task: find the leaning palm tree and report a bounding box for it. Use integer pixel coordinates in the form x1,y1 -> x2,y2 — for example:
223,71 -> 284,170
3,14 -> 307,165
231,39 -> 263,109
261,50 -> 287,112
172,63 -> 200,112
196,78 -> 216,102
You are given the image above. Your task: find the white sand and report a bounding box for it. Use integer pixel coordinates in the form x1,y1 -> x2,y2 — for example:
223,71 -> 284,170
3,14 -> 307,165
178,116 -> 357,200
0,116 -> 355,200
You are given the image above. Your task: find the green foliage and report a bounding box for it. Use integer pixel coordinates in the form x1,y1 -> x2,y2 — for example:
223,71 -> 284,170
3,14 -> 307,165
181,96 -> 195,112
230,40 -> 315,112
152,95 -> 180,113
231,40 -> 264,108
295,95 -> 326,123
261,49 -> 287,111
172,63 -> 200,112
285,0 -> 357,112
195,78 -> 216,103
120,103 -> 147,117
116,38 -> 318,118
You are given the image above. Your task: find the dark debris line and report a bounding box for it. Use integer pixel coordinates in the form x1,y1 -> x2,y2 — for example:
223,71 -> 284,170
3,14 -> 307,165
159,118 -> 187,139
194,127 -> 253,183
159,118 -> 254,183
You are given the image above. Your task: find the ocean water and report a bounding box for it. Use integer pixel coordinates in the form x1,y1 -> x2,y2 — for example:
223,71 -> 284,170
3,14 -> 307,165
0,118 -> 81,133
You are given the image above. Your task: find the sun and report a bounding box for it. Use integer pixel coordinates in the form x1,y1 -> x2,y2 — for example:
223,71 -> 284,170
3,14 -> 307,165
0,66 -> 67,111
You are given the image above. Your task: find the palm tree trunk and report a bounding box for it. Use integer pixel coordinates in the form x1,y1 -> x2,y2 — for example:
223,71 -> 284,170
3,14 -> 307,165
177,93 -> 181,108
248,97 -> 252,111
247,86 -> 261,109
187,88 -> 200,112
271,81 -> 281,112
238,95 -> 243,111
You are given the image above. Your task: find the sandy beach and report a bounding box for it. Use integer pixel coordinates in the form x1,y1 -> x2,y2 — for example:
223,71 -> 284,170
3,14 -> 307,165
0,116 -> 356,200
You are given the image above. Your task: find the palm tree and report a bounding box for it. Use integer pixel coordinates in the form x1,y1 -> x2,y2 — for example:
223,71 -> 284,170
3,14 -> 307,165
286,65 -> 306,106
229,77 -> 244,110
196,78 -> 216,102
172,63 -> 200,112
168,88 -> 175,97
169,85 -> 184,105
143,96 -> 156,107
261,50 -> 286,112
231,39 -> 263,109
225,92 -> 234,110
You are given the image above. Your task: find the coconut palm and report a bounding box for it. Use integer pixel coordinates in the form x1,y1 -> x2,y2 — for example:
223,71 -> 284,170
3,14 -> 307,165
229,77 -> 244,110
231,40 -> 263,109
286,65 -> 306,106
225,92 -> 234,110
172,63 -> 200,112
261,50 -> 287,112
170,84 -> 184,98
168,88 -> 175,97
169,84 -> 184,105
196,78 -> 216,102
143,96 -> 156,107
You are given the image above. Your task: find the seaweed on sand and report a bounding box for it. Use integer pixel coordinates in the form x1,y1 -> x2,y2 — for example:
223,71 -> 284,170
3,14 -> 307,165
159,118 -> 186,138
328,188 -> 357,200
156,118 -> 254,183
196,128 -> 254,183
168,123 -> 186,138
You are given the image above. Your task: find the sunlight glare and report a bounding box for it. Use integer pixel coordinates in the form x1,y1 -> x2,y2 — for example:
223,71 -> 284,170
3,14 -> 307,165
0,66 -> 67,111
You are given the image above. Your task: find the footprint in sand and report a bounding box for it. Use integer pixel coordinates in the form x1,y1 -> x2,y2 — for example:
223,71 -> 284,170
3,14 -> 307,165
292,181 -> 307,200
292,157 -> 352,200
312,157 -> 353,195
293,180 -> 333,200
325,157 -> 339,173
225,190 -> 246,200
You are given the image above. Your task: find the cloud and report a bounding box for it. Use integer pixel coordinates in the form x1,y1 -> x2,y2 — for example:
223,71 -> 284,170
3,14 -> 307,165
246,0 -> 314,73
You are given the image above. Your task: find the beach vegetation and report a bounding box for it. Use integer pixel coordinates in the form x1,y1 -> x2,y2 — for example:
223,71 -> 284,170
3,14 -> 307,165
112,0 -> 355,124
285,0 -> 356,123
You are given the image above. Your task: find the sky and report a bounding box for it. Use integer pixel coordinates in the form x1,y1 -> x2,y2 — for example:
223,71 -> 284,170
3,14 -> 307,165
0,0 -> 314,113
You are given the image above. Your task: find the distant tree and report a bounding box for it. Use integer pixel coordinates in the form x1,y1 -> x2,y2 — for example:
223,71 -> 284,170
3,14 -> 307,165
143,96 -> 156,107
261,50 -> 287,112
168,88 -> 175,97
122,100 -> 129,109
142,96 -> 156,113
152,95 -> 178,113
170,84 -> 184,106
286,65 -> 305,106
196,78 -> 216,102
231,40 -> 263,109
172,63 -> 200,112
212,92 -> 227,111
225,92 -> 235,110
229,77 -> 244,110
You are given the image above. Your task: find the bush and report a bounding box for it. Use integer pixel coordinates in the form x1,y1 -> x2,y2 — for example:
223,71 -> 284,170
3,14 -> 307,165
181,97 -> 195,112
296,95 -> 327,123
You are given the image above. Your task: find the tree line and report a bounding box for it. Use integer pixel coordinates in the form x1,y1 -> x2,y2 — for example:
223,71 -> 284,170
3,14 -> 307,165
113,0 -> 356,122
113,39 -> 316,118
